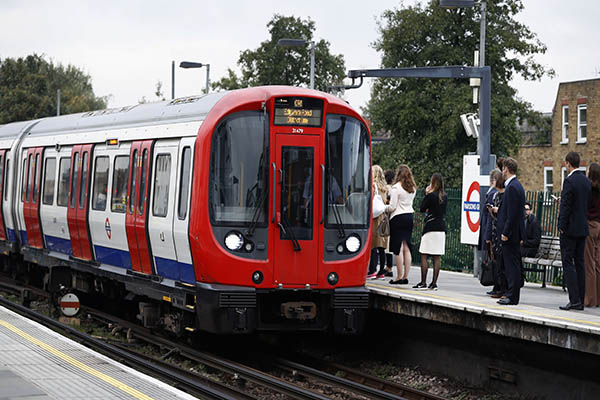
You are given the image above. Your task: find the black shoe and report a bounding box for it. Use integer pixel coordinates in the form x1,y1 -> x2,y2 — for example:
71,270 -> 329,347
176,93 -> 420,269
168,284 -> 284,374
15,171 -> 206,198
559,302 -> 584,311
384,271 -> 394,277
497,297 -> 517,305
428,282 -> 438,291
412,282 -> 427,289
401,279 -> 409,285
486,290 -> 496,295
389,279 -> 402,285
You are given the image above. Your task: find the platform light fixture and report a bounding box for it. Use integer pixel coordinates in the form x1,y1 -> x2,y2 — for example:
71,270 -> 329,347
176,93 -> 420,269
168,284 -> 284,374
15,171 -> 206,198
180,61 -> 210,94
277,38 -> 315,90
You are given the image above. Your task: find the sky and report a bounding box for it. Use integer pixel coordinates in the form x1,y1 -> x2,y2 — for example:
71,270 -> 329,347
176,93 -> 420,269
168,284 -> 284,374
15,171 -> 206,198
2,1 -> 599,114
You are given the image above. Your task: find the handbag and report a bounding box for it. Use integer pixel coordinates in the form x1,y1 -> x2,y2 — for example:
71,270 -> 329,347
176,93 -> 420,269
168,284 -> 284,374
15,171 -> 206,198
376,213 -> 390,237
480,247 -> 495,287
372,185 -> 385,218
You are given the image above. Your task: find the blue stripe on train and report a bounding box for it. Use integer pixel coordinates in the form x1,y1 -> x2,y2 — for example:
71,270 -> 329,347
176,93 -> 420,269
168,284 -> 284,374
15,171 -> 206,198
19,230 -> 28,246
154,256 -> 195,284
94,245 -> 132,270
7,228 -> 16,242
45,235 -> 73,255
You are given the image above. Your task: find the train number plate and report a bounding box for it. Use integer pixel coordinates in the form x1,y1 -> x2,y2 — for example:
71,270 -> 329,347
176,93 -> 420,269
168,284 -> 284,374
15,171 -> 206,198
280,302 -> 317,320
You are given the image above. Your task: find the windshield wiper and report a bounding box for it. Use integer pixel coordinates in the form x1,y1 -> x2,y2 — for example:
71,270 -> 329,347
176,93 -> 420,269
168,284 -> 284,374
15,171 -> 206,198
246,185 -> 268,237
278,211 -> 301,251
328,178 -> 346,238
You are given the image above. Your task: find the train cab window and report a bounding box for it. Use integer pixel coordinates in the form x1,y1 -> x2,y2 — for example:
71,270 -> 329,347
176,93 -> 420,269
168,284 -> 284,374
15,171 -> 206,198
152,154 -> 171,217
111,156 -> 129,213
138,149 -> 148,214
129,150 -> 137,214
178,147 -> 191,220
26,154 -> 34,202
33,153 -> 40,203
70,153 -> 80,207
209,111 -> 268,225
21,158 -> 26,202
42,158 -> 57,205
79,152 -> 89,209
4,158 -> 9,201
92,156 -> 109,211
57,157 -> 70,207
0,155 -> 3,194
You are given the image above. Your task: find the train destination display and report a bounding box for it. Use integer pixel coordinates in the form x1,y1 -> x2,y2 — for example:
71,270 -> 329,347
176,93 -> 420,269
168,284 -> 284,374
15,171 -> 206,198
273,97 -> 323,127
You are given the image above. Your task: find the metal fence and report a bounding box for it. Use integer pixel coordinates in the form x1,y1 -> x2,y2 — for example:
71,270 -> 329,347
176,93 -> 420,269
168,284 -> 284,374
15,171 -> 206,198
408,189 -> 561,274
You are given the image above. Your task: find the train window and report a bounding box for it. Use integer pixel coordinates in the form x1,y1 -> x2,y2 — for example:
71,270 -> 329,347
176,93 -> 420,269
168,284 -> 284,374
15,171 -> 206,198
79,152 -> 89,209
209,111 -> 268,226
33,153 -> 40,203
70,152 -> 79,208
138,149 -> 148,215
57,158 -> 71,207
21,158 -> 26,202
152,154 -> 171,218
0,155 -> 3,197
178,147 -> 191,220
129,150 -> 137,214
42,158 -> 57,205
92,156 -> 109,211
111,156 -> 129,213
26,154 -> 34,202
4,158 -> 9,201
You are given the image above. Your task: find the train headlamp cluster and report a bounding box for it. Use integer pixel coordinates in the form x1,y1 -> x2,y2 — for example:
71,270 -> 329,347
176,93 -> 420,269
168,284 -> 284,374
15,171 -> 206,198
224,231 -> 255,253
341,235 -> 361,253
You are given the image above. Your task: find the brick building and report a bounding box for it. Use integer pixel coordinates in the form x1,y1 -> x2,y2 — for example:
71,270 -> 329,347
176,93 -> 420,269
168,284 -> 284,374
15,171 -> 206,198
517,78 -> 598,196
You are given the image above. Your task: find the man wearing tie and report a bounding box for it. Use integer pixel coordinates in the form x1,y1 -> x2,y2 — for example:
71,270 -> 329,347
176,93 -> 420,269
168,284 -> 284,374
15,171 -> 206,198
558,152 -> 591,311
497,157 -> 526,305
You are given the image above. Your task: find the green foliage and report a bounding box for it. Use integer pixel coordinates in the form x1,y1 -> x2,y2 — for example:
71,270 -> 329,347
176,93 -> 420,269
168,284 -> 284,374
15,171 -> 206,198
0,54 -> 107,124
212,15 -> 346,92
367,0 -> 554,187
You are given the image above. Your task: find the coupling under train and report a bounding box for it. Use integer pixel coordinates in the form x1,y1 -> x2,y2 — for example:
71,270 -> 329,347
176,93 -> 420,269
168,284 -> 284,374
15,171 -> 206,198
0,86 -> 372,334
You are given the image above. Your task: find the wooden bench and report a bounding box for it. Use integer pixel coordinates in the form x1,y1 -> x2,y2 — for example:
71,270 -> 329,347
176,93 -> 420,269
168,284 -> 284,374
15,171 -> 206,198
522,235 -> 563,289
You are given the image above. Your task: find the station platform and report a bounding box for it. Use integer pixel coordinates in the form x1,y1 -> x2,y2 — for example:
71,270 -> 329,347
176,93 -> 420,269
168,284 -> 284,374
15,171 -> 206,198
0,305 -> 196,400
367,267 -> 600,357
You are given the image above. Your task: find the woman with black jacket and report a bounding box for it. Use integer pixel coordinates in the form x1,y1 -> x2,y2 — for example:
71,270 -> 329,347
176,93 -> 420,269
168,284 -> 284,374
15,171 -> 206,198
413,173 -> 448,290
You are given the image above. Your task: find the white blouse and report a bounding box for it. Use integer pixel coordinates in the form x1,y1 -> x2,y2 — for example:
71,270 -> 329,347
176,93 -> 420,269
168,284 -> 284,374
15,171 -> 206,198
386,182 -> 416,218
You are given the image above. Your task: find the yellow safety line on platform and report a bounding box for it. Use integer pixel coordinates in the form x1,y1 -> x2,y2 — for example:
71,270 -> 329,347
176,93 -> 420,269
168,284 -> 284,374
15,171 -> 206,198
368,282 -> 600,328
0,320 -> 155,400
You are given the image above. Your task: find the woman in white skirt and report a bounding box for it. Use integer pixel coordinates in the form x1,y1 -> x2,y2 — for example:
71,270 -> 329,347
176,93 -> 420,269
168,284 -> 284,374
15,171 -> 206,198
413,173 -> 448,290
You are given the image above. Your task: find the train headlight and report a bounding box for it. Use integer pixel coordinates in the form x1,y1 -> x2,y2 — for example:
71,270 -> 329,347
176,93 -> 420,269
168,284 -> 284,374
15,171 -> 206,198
327,272 -> 339,286
345,235 -> 361,253
252,270 -> 264,284
224,231 -> 244,251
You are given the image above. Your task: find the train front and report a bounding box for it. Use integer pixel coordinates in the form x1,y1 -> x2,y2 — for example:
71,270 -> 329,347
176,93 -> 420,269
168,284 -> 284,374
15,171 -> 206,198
192,87 -> 371,334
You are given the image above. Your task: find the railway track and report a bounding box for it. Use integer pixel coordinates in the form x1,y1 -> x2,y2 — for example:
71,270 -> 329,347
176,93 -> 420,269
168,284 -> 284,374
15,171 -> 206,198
0,276 -> 447,400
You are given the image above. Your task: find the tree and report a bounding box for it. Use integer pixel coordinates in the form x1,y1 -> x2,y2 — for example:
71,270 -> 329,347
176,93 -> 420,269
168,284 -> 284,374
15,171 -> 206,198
0,54 -> 107,124
366,0 -> 554,187
139,80 -> 166,104
212,15 -> 346,92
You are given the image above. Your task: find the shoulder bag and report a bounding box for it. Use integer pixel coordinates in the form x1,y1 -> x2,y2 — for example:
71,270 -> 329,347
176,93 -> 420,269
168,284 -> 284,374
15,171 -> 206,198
372,185 -> 385,218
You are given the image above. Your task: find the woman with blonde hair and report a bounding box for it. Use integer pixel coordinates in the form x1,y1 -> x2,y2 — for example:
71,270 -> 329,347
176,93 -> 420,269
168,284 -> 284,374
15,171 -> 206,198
585,162 -> 600,307
414,173 -> 448,290
386,164 -> 417,284
368,165 -> 390,279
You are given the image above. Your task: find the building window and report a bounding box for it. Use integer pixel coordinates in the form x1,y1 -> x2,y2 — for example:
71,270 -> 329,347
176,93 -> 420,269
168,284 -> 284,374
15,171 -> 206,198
561,105 -> 569,144
544,167 -> 553,201
577,104 -> 587,143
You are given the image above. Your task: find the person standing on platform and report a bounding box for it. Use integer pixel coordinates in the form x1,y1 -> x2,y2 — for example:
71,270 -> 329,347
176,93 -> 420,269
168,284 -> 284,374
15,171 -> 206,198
387,165 -> 417,285
496,157 -> 526,305
558,152 -> 591,311
520,202 -> 541,258
413,173 -> 448,290
488,170 -> 507,298
383,169 -> 396,277
368,165 -> 390,279
585,162 -> 600,307
481,171 -> 498,288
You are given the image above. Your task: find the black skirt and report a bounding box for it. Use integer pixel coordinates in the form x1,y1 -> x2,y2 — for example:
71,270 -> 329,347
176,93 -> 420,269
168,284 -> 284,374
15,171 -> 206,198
389,213 -> 413,255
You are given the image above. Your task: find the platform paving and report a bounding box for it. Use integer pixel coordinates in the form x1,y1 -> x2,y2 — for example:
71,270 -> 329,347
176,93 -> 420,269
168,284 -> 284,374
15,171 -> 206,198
367,266 -> 600,355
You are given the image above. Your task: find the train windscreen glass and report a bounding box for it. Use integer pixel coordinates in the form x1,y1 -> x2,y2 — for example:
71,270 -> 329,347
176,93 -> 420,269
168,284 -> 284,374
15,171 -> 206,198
273,97 -> 323,127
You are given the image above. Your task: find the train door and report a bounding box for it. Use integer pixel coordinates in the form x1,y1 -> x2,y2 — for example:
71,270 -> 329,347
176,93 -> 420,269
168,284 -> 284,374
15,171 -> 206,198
23,147 -> 44,248
67,144 -> 94,260
39,148 -> 72,255
17,150 -> 28,245
274,134 -> 320,285
172,137 -> 195,283
148,140 -> 178,280
125,140 -> 153,274
3,154 -> 16,243
0,150 -> 7,241
89,143 -> 132,268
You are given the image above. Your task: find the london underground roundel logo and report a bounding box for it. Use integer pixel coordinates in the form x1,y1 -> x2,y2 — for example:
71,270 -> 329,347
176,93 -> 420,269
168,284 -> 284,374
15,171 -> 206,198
105,217 -> 112,239
463,181 -> 480,232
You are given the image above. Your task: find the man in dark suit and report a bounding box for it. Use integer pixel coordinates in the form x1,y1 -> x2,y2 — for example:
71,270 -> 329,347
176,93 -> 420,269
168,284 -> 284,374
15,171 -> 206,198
558,152 -> 591,311
497,157 -> 526,305
520,202 -> 541,257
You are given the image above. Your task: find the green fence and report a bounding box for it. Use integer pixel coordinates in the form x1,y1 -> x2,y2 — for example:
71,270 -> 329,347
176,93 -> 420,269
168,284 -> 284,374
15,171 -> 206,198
408,189 -> 561,274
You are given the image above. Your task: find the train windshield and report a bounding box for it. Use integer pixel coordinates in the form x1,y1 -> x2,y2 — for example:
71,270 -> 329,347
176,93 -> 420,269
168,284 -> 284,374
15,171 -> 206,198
325,115 -> 370,228
209,111 -> 269,226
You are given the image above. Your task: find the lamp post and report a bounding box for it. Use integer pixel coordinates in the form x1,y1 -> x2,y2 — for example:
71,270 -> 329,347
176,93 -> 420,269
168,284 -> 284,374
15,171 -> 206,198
179,61 -> 210,94
277,38 -> 315,90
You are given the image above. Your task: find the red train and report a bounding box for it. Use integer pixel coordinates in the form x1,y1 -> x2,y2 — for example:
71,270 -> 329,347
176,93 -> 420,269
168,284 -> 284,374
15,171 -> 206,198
0,86 -> 371,334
